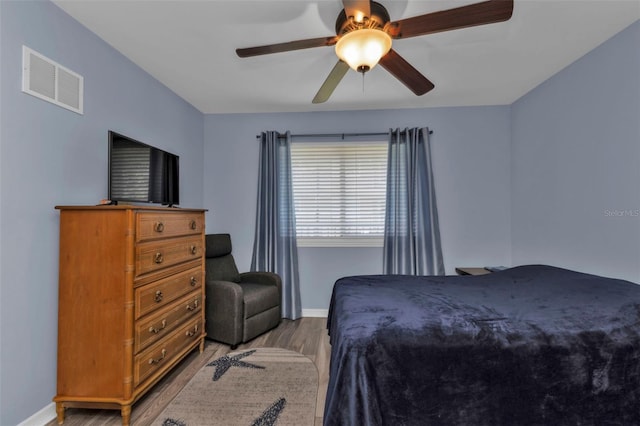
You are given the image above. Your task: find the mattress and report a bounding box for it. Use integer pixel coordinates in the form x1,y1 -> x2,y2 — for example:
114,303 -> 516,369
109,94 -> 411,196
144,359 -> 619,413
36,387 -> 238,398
325,265 -> 640,425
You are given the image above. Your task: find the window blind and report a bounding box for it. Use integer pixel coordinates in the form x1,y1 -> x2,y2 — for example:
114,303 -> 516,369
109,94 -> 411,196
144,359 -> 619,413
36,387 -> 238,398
290,141 -> 388,247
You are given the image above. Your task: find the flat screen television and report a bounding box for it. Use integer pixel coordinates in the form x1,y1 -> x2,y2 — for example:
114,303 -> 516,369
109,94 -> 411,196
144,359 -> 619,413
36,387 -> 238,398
108,131 -> 179,206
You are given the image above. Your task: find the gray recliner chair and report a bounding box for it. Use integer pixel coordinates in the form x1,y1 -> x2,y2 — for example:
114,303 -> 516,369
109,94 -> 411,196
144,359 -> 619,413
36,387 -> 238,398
204,234 -> 282,349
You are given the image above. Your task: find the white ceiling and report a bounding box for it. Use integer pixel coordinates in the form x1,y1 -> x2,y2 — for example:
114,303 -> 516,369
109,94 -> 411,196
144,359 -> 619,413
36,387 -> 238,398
52,0 -> 639,114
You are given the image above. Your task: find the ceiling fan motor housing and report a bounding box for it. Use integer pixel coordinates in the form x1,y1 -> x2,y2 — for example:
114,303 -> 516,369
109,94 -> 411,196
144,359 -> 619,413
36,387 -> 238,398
335,1 -> 391,35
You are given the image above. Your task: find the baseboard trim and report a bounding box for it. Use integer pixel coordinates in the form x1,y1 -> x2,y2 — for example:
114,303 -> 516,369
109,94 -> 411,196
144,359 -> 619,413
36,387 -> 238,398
302,308 -> 328,318
18,402 -> 56,426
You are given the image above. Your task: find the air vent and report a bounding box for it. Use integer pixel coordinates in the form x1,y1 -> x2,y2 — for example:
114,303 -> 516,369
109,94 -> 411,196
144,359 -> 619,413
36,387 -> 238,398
22,46 -> 83,115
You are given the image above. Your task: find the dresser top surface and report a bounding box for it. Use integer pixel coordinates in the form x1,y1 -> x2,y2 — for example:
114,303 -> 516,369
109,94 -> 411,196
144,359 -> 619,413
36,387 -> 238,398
55,205 -> 206,213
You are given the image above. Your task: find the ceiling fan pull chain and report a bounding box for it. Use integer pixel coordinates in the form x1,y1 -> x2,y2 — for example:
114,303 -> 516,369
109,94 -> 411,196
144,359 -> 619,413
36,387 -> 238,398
362,71 -> 365,94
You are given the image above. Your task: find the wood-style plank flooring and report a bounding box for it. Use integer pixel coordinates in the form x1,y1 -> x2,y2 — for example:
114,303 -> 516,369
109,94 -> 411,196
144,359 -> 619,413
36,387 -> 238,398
47,317 -> 330,426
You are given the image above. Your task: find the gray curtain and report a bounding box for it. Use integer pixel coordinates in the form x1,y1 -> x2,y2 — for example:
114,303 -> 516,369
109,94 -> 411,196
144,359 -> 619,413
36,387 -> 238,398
251,131 -> 302,319
383,127 -> 444,275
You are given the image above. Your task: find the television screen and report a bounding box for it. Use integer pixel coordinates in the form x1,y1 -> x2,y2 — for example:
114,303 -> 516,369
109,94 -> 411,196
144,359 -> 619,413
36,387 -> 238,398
108,131 -> 179,206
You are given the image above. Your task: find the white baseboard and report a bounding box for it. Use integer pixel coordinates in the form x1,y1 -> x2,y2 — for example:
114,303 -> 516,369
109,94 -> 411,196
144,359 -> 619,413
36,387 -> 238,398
302,308 -> 328,317
18,402 -> 56,426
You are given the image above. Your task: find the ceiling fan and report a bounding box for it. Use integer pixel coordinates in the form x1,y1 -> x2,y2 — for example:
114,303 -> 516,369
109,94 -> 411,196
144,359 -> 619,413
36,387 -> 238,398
236,0 -> 514,104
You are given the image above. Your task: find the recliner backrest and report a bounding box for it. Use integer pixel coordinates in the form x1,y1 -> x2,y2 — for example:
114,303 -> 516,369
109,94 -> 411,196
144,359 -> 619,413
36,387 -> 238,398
205,234 -> 241,283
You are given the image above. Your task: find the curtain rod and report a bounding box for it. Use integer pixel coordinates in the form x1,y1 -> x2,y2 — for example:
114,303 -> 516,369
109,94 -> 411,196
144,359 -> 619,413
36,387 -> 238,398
255,130 -> 433,140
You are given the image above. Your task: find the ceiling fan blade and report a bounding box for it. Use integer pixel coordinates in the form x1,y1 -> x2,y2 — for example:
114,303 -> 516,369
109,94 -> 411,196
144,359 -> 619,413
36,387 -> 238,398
236,36 -> 338,58
312,61 -> 350,104
390,0 -> 513,39
379,49 -> 434,96
342,0 -> 371,21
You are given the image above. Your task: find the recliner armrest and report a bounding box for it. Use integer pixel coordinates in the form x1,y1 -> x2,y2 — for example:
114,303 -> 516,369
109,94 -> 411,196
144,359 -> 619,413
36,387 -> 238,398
206,279 -> 244,300
239,272 -> 282,297
204,280 -> 244,345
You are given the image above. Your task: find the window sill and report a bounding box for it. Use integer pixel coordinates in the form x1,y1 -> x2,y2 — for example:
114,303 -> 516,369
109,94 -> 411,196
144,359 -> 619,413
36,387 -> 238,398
296,237 -> 383,248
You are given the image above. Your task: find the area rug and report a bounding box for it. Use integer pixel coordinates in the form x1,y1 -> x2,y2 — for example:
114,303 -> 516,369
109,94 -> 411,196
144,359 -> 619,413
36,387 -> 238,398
153,347 -> 318,426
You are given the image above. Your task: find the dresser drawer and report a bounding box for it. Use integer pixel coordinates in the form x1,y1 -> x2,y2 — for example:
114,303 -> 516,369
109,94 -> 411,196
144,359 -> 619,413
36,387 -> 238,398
135,266 -> 203,319
135,291 -> 203,353
136,212 -> 204,242
134,317 -> 203,387
136,236 -> 203,277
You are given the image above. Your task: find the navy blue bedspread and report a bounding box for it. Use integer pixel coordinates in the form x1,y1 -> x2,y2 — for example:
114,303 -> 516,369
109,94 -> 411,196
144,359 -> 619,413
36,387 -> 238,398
324,265 -> 640,426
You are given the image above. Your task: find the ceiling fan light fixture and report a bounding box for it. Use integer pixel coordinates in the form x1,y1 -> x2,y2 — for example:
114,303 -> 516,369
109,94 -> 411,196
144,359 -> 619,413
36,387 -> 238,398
335,28 -> 392,73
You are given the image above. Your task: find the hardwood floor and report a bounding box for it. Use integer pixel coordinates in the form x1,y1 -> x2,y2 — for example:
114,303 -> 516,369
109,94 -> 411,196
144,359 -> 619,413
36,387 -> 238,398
48,317 -> 330,426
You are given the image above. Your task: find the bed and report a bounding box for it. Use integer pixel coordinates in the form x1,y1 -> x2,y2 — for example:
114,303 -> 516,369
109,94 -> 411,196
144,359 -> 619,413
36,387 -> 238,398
324,265 -> 640,425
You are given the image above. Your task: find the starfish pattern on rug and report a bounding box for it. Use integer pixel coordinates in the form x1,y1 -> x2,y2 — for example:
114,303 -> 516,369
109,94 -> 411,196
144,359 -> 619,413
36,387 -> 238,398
206,349 -> 265,381
162,419 -> 186,426
251,397 -> 287,426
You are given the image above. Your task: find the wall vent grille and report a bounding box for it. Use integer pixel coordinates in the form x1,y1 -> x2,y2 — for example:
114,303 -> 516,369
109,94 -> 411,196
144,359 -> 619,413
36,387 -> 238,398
22,46 -> 83,115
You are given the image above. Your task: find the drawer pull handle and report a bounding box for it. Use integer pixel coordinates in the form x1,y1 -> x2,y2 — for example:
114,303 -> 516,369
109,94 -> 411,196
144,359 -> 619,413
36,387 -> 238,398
186,299 -> 199,311
190,246 -> 197,255
149,319 -> 167,334
190,220 -> 197,230
186,324 -> 199,337
154,252 -> 164,264
154,222 -> 165,233
190,277 -> 197,287
148,349 -> 167,365
154,291 -> 163,303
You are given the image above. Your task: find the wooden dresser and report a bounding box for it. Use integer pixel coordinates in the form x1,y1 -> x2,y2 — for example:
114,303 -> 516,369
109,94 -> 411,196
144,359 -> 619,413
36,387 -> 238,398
53,205 -> 206,425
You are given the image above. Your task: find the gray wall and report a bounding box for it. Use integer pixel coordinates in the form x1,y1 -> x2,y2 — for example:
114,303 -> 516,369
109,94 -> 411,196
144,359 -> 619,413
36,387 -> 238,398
203,107 -> 513,309
0,1 -> 204,424
511,21 -> 640,283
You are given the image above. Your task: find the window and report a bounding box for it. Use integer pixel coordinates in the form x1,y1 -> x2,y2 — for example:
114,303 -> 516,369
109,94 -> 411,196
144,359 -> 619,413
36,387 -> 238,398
291,141 -> 388,247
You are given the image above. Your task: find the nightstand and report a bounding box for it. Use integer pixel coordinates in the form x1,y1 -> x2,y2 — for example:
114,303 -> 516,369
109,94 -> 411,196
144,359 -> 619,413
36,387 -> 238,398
455,267 -> 491,276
